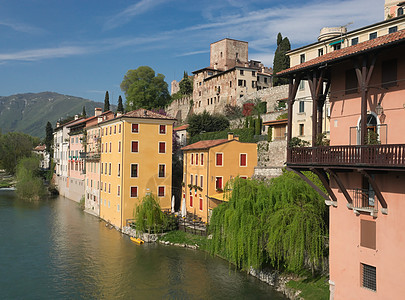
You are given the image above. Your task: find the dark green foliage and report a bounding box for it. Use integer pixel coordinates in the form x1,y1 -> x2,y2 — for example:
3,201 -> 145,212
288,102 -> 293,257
45,122 -> 53,157
104,91 -> 110,112
268,127 -> 272,142
135,194 -> 168,233
187,111 -> 229,138
15,156 -> 45,201
179,72 -> 193,95
82,106 -> 86,117
365,130 -> 380,145
289,137 -> 310,148
255,117 -> 262,135
117,95 -> 124,113
273,33 -> 291,86
121,66 -> 171,110
190,128 -> 255,144
209,172 -> 327,273
224,104 -> 243,119
276,112 -> 288,120
0,132 -> 39,174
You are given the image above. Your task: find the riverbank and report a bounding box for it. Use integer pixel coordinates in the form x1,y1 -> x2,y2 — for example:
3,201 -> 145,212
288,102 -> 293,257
158,230 -> 329,300
0,170 -> 15,188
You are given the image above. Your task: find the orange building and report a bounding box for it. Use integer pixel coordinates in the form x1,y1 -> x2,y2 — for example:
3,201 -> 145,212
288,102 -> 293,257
280,20 -> 405,300
181,134 -> 257,222
99,109 -> 175,229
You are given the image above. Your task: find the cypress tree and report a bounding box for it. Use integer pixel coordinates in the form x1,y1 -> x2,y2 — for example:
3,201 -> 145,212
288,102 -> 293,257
82,106 -> 86,117
117,95 -> 124,113
273,33 -> 291,86
45,121 -> 53,157
104,91 -> 110,112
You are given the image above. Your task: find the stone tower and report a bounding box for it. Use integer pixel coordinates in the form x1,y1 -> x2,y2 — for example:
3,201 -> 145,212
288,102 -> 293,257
209,38 -> 248,71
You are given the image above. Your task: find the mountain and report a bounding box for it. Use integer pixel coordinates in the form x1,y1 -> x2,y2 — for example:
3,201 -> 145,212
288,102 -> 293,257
0,92 -> 115,138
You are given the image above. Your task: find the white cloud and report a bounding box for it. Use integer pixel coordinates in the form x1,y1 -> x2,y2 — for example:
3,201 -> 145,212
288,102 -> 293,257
0,46 -> 91,62
104,0 -> 169,30
176,50 -> 209,57
0,20 -> 45,34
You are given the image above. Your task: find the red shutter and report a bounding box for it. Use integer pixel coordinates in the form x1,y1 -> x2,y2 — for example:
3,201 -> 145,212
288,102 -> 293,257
190,192 -> 193,207
216,177 -> 223,190
199,198 -> 203,210
196,154 -> 199,165
159,142 -> 166,153
131,186 -> 138,197
191,153 -> 194,165
132,141 -> 138,152
240,154 -> 247,166
159,125 -> 166,134
132,124 -> 139,133
216,153 -> 223,166
201,153 -> 204,165
158,186 -> 165,197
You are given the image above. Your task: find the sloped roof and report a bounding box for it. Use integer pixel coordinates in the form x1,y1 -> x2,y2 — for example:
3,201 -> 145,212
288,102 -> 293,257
33,145 -> 46,151
123,109 -> 176,120
174,124 -> 189,131
263,118 -> 288,126
181,139 -> 229,151
278,29 -> 405,76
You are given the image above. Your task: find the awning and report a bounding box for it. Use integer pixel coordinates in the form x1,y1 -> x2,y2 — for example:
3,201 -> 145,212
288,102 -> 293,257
208,191 -> 231,202
329,39 -> 343,46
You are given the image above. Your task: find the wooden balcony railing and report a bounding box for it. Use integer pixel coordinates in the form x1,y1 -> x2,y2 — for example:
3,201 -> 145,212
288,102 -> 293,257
288,144 -> 405,168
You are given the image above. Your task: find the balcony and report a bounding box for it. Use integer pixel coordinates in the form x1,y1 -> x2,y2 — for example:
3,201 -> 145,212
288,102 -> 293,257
288,144 -> 405,170
348,188 -> 378,216
81,151 -> 101,161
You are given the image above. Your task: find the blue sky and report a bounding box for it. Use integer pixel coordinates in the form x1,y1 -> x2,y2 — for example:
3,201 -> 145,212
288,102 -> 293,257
0,0 -> 382,105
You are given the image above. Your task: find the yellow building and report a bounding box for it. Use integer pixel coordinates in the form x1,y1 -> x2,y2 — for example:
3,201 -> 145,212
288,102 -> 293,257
99,109 -> 175,229
181,133 -> 257,222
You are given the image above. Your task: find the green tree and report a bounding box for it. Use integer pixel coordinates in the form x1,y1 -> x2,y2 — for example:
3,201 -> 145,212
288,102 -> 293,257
82,106 -> 87,118
120,66 -> 171,110
135,194 -> 168,233
0,132 -> 39,174
187,111 -> 230,138
273,33 -> 291,86
179,71 -> 193,95
117,95 -> 124,113
15,155 -> 45,201
44,122 -> 53,157
104,91 -> 110,112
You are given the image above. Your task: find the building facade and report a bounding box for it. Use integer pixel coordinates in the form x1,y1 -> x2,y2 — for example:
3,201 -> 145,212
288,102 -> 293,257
181,134 -> 257,222
99,109 -> 175,229
280,12 -> 405,300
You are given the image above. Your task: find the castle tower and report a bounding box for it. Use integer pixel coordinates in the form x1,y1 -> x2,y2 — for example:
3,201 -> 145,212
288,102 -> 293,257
210,38 -> 248,71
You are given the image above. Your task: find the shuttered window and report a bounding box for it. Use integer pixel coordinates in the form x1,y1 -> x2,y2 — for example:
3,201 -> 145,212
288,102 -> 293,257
216,153 -> 223,166
132,124 -> 139,133
240,154 -> 247,166
130,186 -> 138,198
158,186 -> 165,197
159,142 -> 166,153
131,141 -> 139,153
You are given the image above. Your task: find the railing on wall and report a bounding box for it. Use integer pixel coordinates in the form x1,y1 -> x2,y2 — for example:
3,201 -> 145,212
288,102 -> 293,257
288,144 -> 405,167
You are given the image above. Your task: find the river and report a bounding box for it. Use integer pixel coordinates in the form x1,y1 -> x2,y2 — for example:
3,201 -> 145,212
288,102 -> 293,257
0,191 -> 286,299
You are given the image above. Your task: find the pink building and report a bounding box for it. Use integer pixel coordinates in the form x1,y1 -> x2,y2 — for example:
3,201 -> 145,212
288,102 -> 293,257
280,26 -> 405,299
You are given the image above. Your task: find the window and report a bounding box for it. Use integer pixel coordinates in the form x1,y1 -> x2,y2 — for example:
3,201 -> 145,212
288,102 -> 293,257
238,79 -> 243,86
398,7 -> 404,16
109,127 -> 112,135
108,184 -> 110,194
361,263 -> 376,291
351,37 -> 359,46
118,164 -> 121,177
158,186 -> 165,197
199,198 -> 203,211
369,32 -> 377,40
318,48 -> 324,56
252,81 -> 256,88
158,164 -> 165,178
190,192 -> 193,207
117,185 -> 120,196
109,163 -> 111,175
132,124 -> 139,133
230,81 -> 232,87
360,220 -> 376,249
195,154 -> 199,165
195,175 -> 198,186
159,125 -> 166,134
118,141 -> 121,153
252,71 -> 255,76
190,174 -> 193,185
191,153 -> 194,165
240,70 -> 244,75
114,125 -> 116,134
333,43 -> 341,51
299,124 -> 304,136
240,154 -> 247,167
300,54 -> 305,63
215,177 -> 223,190
104,163 -> 107,174
345,69 -> 358,94
101,163 -> 103,174
130,186 -> 138,198
389,26 -> 397,34
109,142 -> 111,153
119,124 -> 121,133
264,78 -> 267,84
131,164 -> 138,178
382,59 -> 397,88
117,204 -> 120,212
159,142 -> 166,153
131,141 -> 139,153
200,175 -> 203,188
101,143 -> 104,153
201,153 -> 204,165
299,101 -> 305,113
216,153 -> 223,166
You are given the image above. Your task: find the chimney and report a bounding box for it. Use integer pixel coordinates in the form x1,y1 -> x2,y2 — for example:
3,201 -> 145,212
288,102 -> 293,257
56,122 -> 60,128
74,114 -> 79,120
116,112 -> 122,117
95,107 -> 102,117
228,132 -> 234,140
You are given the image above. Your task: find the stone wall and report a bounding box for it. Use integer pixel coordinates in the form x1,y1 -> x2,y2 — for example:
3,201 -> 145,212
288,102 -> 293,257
253,140 -> 287,179
166,95 -> 192,124
237,84 -> 288,113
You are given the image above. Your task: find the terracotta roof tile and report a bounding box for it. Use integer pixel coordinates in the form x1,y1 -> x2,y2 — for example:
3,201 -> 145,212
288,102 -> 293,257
174,124 -> 189,131
278,29 -> 405,76
181,139 -> 229,151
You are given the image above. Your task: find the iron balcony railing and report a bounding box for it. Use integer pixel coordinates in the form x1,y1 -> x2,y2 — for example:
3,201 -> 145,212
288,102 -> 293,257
288,144 -> 405,168
351,188 -> 378,214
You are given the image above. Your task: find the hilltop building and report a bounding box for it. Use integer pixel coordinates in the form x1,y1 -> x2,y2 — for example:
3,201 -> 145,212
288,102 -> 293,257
99,109 -> 176,229
181,133 -> 257,222
279,6 -> 405,299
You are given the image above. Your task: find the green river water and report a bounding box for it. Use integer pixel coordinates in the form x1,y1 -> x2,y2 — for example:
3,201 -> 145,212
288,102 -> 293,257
0,191 -> 286,299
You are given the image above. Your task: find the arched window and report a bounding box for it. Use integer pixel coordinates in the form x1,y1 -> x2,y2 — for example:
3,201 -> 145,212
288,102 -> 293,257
398,7 -> 404,16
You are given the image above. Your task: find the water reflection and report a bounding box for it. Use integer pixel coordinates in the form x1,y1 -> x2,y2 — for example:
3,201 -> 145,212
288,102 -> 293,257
0,192 -> 286,299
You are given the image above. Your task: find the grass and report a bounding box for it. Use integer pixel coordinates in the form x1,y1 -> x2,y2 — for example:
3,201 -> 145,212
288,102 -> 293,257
159,230 -> 208,250
286,275 -> 329,300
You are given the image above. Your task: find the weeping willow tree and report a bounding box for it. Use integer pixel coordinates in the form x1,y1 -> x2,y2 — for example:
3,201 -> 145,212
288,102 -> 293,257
134,194 -> 168,234
208,171 -> 327,273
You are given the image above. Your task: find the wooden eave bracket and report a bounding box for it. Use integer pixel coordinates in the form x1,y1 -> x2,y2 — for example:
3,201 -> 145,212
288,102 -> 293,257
326,168 -> 353,205
360,169 -> 388,213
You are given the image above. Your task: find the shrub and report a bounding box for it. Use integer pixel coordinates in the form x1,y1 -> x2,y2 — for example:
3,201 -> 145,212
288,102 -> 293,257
135,194 -> 168,234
